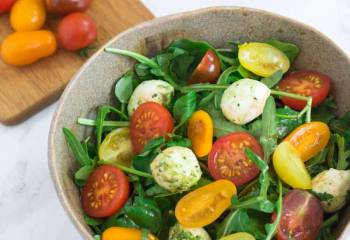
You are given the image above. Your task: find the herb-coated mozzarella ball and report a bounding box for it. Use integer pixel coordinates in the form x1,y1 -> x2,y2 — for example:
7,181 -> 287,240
312,168 -> 350,212
169,223 -> 211,240
150,146 -> 202,193
220,78 -> 271,125
127,80 -> 174,116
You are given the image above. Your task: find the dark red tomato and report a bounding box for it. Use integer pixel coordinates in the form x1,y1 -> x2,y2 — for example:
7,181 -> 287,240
208,132 -> 263,187
46,0 -> 92,15
57,12 -> 97,51
82,165 -> 129,218
278,71 -> 331,110
0,0 -> 16,13
130,102 -> 174,154
272,190 -> 323,240
189,50 -> 221,84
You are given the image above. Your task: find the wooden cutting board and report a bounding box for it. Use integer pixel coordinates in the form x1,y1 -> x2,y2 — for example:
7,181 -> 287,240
0,0 -> 154,125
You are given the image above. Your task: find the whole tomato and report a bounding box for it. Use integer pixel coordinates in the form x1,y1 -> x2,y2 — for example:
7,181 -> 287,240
46,0 -> 92,15
57,12 -> 97,51
0,0 -> 16,13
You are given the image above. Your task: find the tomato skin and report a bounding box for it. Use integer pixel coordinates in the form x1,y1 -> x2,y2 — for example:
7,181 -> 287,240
189,50 -> 221,84
130,102 -> 174,154
274,190 -> 323,240
81,165 -> 129,218
175,180 -> 237,228
0,0 -> 16,13
10,0 -> 46,31
102,227 -> 158,240
278,71 -> 331,110
284,122 -> 330,162
46,0 -> 92,15
57,12 -> 97,51
208,132 -> 263,187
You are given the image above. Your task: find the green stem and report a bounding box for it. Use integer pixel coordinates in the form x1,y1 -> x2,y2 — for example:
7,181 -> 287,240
321,214 -> 338,228
231,196 -> 263,209
217,53 -> 235,65
180,84 -> 229,93
266,180 -> 283,240
77,118 -> 129,127
98,160 -> 153,178
104,48 -> 158,68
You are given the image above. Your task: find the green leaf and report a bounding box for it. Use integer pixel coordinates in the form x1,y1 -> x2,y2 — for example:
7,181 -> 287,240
114,71 -> 135,104
104,48 -> 158,68
261,70 -> 283,88
312,97 -> 337,124
265,180 -> 283,240
266,39 -> 300,62
335,134 -> 350,170
63,128 -> 91,166
173,91 -> 197,130
165,134 -> 192,148
248,119 -> 263,139
276,106 -> 304,138
330,111 -> 350,137
237,65 -> 259,79
74,165 -> 95,181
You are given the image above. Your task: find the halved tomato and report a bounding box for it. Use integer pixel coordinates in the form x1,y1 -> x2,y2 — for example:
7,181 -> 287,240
272,190 -> 323,240
130,102 -> 174,154
189,49 -> 221,84
208,132 -> 263,187
278,71 -> 331,110
82,165 -> 129,218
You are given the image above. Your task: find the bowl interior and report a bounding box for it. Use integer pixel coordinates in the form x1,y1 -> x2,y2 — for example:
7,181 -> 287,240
49,7 -> 350,239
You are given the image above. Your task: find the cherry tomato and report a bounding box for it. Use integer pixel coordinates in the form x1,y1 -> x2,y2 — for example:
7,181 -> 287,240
46,0 -> 91,15
189,50 -> 221,84
81,165 -> 129,218
0,0 -> 16,13
284,122 -> 330,162
220,232 -> 256,240
57,12 -> 97,51
102,227 -> 157,240
10,0 -> 46,31
130,102 -> 174,154
278,71 -> 331,110
208,132 -> 263,187
238,42 -> 290,77
272,190 -> 323,240
273,142 -> 312,189
175,180 -> 236,228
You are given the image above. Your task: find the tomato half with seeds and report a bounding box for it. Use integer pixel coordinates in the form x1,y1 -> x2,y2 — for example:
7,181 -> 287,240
82,165 -> 129,218
189,50 -> 221,84
272,190 -> 323,240
208,132 -> 263,187
130,102 -> 174,154
278,71 -> 331,110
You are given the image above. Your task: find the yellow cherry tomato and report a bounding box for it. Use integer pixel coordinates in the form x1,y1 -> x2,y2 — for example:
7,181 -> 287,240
175,180 -> 237,228
1,31 -> 57,66
10,0 -> 46,31
99,128 -> 133,167
220,232 -> 256,240
102,227 -> 157,240
187,110 -> 213,157
273,142 -> 312,189
238,42 -> 290,77
284,122 -> 330,162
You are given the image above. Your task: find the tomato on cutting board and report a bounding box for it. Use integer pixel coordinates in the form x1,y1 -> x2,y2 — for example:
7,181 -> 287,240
0,0 -> 16,13
130,102 -> 174,154
81,165 -> 129,218
189,49 -> 221,84
208,132 -> 263,187
272,190 -> 323,240
278,70 -> 331,110
46,0 -> 92,15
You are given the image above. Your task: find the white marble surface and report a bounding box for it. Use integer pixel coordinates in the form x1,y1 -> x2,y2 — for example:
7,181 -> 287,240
0,0 -> 349,239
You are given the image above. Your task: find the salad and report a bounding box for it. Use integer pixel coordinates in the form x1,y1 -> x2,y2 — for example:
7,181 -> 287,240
63,38 -> 350,240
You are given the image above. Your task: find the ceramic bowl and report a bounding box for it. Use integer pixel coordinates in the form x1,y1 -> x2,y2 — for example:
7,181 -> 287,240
49,7 -> 350,239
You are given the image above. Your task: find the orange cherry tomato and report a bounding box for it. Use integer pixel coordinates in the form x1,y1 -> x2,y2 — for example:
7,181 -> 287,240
189,50 -> 221,84
102,227 -> 157,240
10,0 -> 46,31
187,110 -> 213,157
81,165 -> 129,218
284,122 -> 330,162
1,31 -> 57,66
175,179 -> 236,228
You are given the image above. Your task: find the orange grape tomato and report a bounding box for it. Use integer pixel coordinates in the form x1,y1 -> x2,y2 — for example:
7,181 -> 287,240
187,110 -> 213,157
175,179 -> 236,228
10,0 -> 46,31
102,227 -> 157,240
284,122 -> 330,162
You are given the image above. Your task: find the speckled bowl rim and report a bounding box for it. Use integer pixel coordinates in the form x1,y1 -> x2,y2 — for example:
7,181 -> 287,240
48,6 -> 350,239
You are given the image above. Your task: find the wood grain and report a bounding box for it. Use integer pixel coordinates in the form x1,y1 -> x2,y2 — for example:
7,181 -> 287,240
0,0 -> 154,125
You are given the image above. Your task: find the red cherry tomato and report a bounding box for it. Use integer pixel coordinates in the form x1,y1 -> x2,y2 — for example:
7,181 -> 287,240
57,12 -> 97,51
189,50 -> 221,84
0,0 -> 16,13
278,71 -> 331,110
272,190 -> 323,240
46,0 -> 92,15
81,165 -> 129,218
130,102 -> 174,154
208,132 -> 263,187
